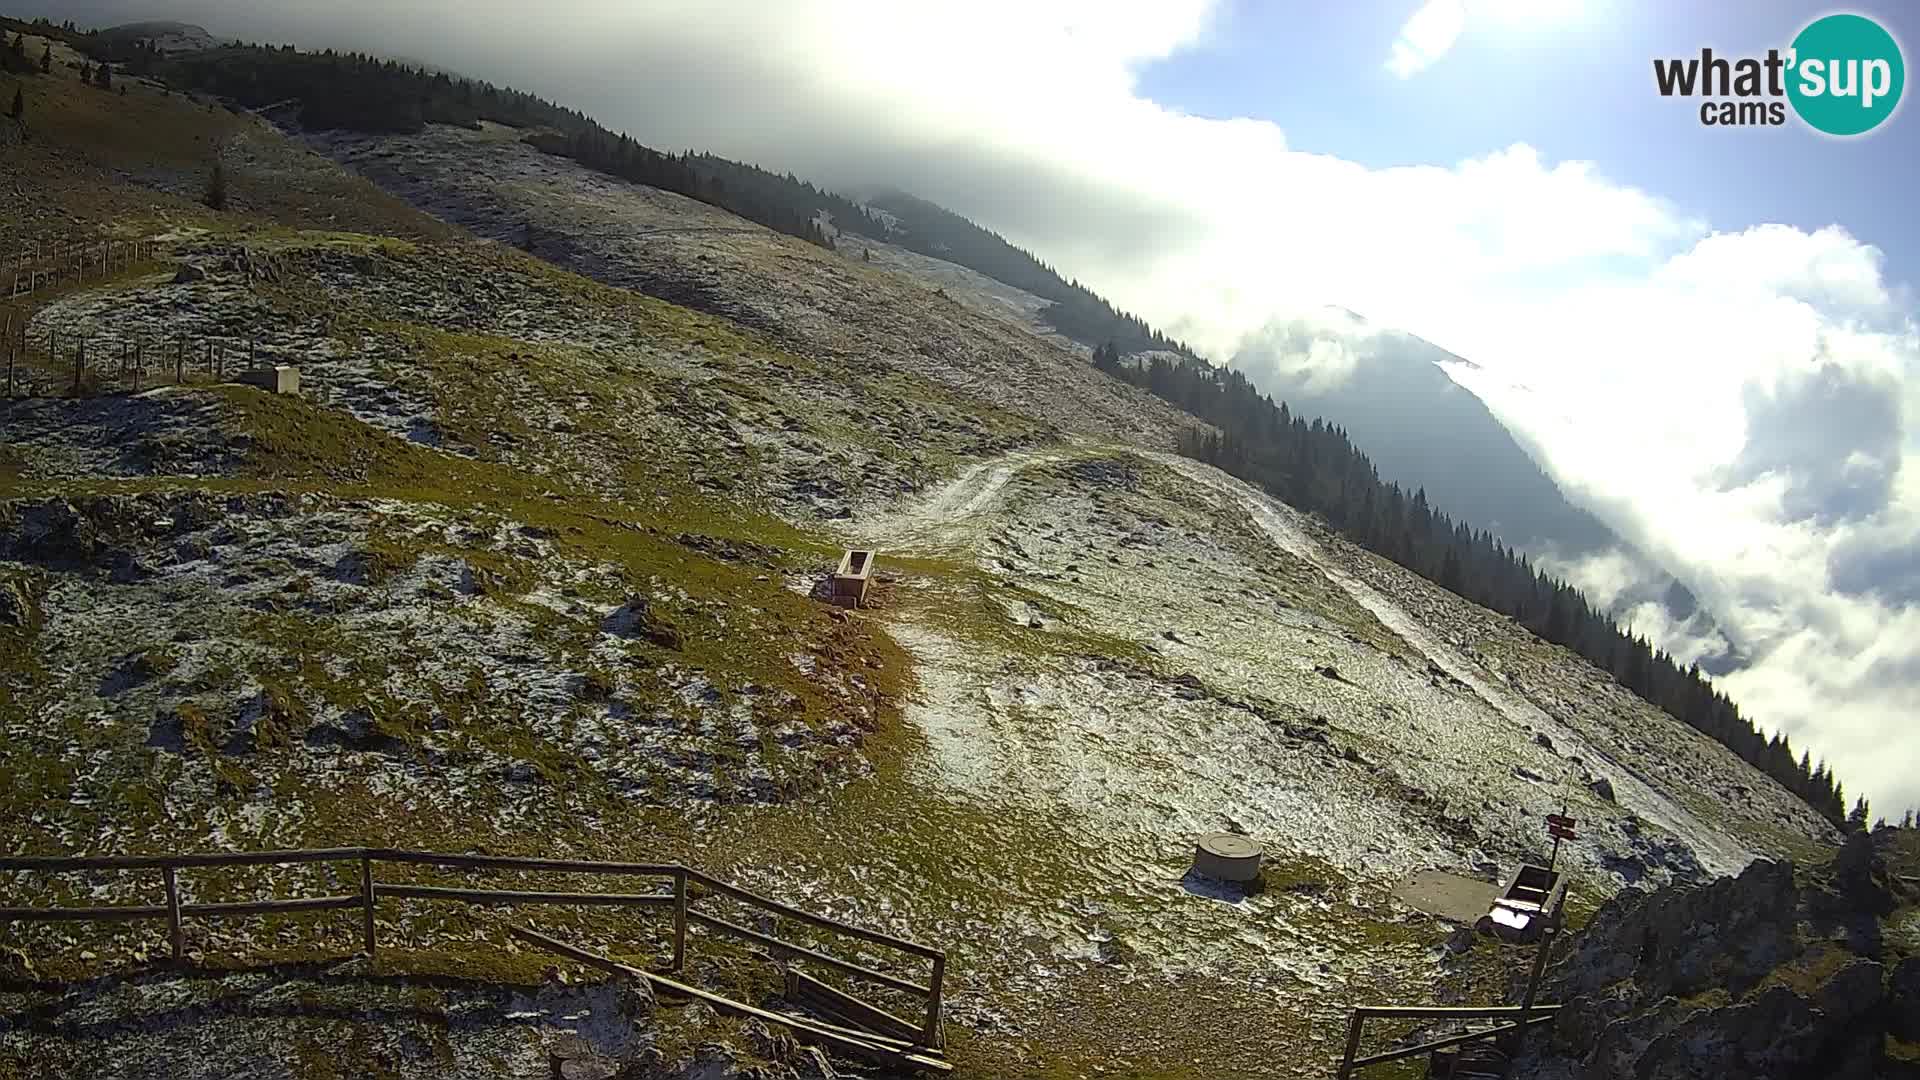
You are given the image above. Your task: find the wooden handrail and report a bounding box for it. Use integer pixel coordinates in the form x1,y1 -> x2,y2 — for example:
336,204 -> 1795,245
0,846 -> 947,1047
688,909 -> 932,997
684,867 -> 945,961
1351,1004 -> 1562,1019
1335,1003 -> 1563,1077
0,847 -> 369,872
374,883 -> 677,908
1345,1014 -> 1555,1072
366,849 -> 682,876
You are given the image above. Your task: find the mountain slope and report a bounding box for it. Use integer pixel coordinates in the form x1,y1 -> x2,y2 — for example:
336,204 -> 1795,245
0,31 -> 1842,1080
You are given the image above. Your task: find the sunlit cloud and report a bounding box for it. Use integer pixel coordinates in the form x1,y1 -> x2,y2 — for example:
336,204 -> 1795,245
1386,0 -> 1467,78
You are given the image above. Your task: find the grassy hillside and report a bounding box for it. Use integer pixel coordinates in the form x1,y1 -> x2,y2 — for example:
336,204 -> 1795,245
0,29 -> 1842,1080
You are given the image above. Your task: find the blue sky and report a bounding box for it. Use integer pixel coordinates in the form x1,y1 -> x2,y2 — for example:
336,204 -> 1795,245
1137,0 -> 1917,289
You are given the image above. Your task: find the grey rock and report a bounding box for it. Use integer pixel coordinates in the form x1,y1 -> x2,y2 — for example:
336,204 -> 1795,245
791,1046 -> 836,1079
0,577 -> 29,627
1890,955 -> 1920,1041
1814,958 -> 1885,1025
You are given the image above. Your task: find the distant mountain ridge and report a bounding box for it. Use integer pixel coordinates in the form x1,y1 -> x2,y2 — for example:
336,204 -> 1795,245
844,198 -> 1740,674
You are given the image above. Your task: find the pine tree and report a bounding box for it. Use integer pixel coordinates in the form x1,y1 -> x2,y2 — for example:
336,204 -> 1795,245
1848,796 -> 1870,832
40,44 -> 52,74
95,63 -> 112,89
204,157 -> 228,210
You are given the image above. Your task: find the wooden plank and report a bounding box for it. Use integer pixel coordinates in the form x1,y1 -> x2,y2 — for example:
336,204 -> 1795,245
1336,1012 -> 1364,1080
923,952 -> 945,1049
509,926 -> 952,1073
377,883 -> 674,907
0,848 -> 367,872
786,968 -> 924,1045
180,895 -> 361,918
683,868 -> 942,961
360,855 -> 377,957
0,904 -> 169,923
1347,1014 -> 1554,1069
1352,1004 -> 1560,1019
162,866 -> 184,961
688,909 -> 930,997
369,850 -> 679,877
671,869 -> 687,972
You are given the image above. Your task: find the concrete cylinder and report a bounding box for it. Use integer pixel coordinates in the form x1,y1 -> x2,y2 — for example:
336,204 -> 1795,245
1191,832 -> 1264,882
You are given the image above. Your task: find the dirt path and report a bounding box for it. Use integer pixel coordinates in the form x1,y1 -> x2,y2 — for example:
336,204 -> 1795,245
842,446 -> 1061,552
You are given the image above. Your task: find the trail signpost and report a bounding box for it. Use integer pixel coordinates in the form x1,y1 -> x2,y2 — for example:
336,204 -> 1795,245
1546,811 -> 1577,874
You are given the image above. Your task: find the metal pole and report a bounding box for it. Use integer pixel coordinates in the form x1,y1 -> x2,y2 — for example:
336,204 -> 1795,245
163,866 -> 184,962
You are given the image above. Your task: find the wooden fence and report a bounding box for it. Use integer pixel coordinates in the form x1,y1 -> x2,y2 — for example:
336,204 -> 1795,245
1334,1003 -> 1561,1077
5,238 -> 162,299
1,238 -> 305,399
1336,908 -> 1563,1076
0,846 -> 947,1049
1,313 -> 288,398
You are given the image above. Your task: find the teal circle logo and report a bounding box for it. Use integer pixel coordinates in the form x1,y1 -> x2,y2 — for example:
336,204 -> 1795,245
1787,13 -> 1904,136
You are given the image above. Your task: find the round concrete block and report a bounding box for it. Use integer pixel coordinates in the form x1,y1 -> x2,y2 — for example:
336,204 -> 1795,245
1192,832 -> 1264,882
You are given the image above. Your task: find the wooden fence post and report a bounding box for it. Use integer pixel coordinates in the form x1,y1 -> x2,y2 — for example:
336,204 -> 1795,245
1337,1011 -> 1365,1079
360,855 -> 377,958
922,952 -> 946,1048
672,868 -> 688,972
163,866 -> 184,962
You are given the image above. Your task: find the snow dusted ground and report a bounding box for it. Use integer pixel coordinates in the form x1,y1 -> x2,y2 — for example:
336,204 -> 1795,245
0,111 -> 1841,1078
694,447 -> 1834,1076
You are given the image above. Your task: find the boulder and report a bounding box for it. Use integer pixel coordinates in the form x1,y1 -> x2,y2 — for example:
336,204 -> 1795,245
1890,955 -> 1920,1041
0,577 -> 30,627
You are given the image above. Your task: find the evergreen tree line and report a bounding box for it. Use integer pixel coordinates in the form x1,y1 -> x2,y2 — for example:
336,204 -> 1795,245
121,43 -> 841,250
1100,350 -> 1854,829
41,26 -> 1206,346
864,192 -> 1198,356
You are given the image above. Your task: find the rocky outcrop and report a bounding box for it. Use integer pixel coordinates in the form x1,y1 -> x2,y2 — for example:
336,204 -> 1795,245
1514,828 -> 1920,1079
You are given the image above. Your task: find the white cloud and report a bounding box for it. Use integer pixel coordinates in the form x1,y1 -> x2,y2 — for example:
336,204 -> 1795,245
1386,0 -> 1467,78
42,0 -> 1919,817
